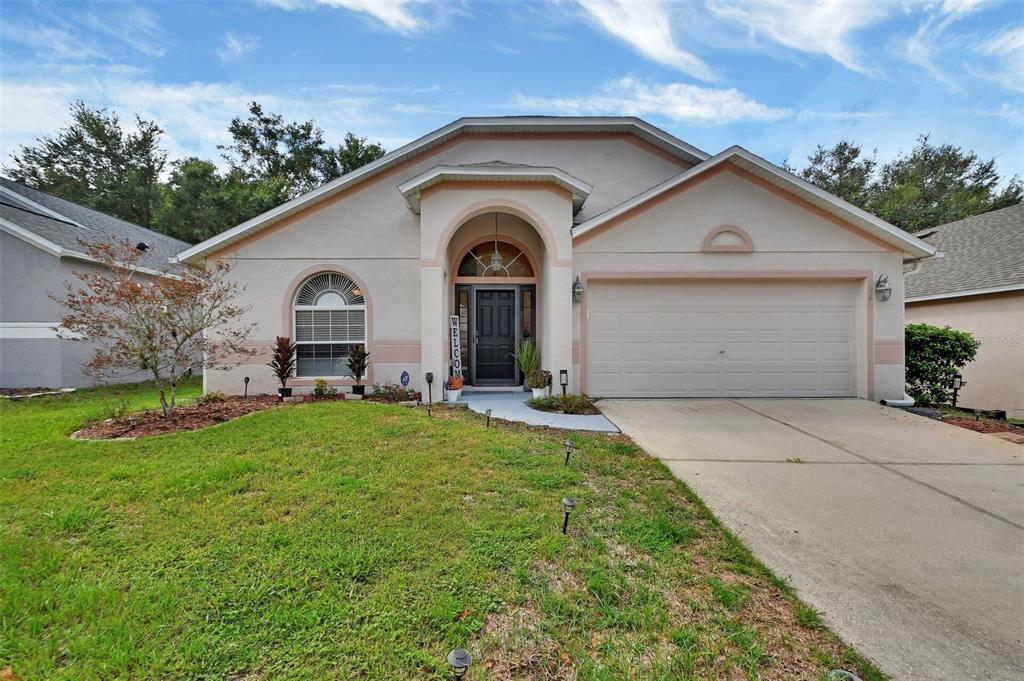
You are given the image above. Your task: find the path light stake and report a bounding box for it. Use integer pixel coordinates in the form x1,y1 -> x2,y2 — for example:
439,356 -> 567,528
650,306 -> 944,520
425,372 -> 434,404
243,376 -> 249,398
447,648 -> 472,679
486,408 -> 492,428
562,496 -> 577,534
564,439 -> 575,465
559,369 -> 568,396
129,416 -> 138,430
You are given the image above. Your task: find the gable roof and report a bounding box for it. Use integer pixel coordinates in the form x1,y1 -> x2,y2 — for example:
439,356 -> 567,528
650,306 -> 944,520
905,203 -> 1024,302
0,178 -> 189,275
175,116 -> 709,263
398,161 -> 593,214
571,146 -> 936,260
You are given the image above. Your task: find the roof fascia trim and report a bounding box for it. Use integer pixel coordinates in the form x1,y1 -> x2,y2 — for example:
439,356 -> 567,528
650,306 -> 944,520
906,282 -> 1024,303
398,165 -> 593,213
0,185 -> 89,230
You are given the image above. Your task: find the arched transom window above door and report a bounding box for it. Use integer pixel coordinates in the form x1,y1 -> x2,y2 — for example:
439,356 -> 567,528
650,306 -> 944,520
457,241 -> 534,277
293,272 -> 366,377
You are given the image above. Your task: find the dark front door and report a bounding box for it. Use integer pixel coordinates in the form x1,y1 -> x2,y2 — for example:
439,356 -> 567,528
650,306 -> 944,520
474,289 -> 516,384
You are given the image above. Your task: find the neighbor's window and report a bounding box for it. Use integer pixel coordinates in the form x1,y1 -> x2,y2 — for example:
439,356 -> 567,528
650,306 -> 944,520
293,272 -> 366,376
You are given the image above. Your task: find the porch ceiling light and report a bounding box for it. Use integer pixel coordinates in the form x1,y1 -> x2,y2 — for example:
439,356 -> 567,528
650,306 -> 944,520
489,213 -> 503,272
874,274 -> 892,302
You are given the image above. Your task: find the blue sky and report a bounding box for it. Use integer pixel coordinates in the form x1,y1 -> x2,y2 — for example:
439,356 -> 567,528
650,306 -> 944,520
1,0 -> 1021,177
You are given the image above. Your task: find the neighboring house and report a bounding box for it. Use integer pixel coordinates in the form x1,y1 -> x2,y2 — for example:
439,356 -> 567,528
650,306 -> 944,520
175,116 -> 934,401
0,178 -> 190,389
905,204 -> 1024,418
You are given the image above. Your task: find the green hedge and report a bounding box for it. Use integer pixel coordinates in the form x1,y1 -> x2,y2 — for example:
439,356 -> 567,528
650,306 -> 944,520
905,323 -> 979,405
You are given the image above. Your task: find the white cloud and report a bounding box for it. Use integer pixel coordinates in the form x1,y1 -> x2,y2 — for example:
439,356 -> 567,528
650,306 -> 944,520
78,4 -> 168,58
217,31 -> 261,63
575,0 -> 715,81
514,77 -> 789,124
974,25 -> 1024,92
706,0 -> 895,75
901,0 -> 998,89
0,20 -> 107,61
261,0 -> 441,34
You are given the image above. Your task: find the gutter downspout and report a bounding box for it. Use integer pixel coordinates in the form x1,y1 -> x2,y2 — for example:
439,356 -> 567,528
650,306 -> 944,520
880,393 -> 916,407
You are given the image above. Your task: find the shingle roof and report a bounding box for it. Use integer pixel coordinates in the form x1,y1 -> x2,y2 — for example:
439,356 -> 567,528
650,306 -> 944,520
906,203 -> 1024,300
0,178 -> 189,274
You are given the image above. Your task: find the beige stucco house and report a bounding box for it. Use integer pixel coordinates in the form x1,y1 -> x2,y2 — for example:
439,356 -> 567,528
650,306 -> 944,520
175,117 -> 935,402
905,204 -> 1023,418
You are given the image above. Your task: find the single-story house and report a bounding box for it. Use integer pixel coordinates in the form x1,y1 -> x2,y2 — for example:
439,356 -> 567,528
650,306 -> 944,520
175,116 -> 935,401
0,178 -> 189,389
905,203 -> 1023,418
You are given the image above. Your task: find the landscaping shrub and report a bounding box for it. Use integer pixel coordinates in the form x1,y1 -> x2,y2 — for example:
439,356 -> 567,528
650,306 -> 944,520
195,391 -> 226,406
905,323 -> 980,405
526,394 -> 599,415
313,378 -> 337,399
370,381 -> 417,402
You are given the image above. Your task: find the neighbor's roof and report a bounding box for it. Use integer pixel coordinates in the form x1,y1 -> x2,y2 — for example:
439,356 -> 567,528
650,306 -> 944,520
571,145 -> 936,260
0,178 -> 189,275
905,203 -> 1024,302
175,116 -> 709,263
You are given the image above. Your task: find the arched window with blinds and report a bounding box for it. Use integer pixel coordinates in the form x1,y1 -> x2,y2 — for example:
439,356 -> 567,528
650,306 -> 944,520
293,272 -> 366,377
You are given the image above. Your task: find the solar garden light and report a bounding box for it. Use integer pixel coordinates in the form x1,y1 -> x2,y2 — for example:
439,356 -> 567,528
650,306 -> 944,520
128,416 -> 138,429
952,373 -> 965,408
425,372 -> 434,404
559,369 -> 568,396
486,408 -> 493,428
829,671 -> 862,681
447,648 -> 472,679
563,439 -> 575,465
561,496 -> 577,534
243,376 -> 250,398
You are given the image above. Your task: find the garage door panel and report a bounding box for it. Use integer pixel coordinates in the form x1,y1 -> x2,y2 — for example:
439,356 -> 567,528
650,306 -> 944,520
587,281 -> 858,398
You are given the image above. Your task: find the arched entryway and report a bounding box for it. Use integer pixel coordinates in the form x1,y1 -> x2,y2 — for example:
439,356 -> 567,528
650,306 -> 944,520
446,211 -> 543,387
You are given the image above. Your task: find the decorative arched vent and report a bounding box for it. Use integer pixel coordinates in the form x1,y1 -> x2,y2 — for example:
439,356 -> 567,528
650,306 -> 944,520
295,272 -> 365,307
293,272 -> 366,377
701,224 -> 754,253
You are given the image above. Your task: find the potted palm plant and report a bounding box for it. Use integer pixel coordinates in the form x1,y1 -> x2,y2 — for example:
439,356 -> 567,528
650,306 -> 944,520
511,339 -> 540,392
268,336 -> 297,400
447,375 -> 463,403
528,370 -> 548,399
347,345 -> 370,396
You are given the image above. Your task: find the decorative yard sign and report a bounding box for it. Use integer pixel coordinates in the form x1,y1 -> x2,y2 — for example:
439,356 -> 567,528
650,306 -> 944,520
400,371 -> 410,387
449,315 -> 463,377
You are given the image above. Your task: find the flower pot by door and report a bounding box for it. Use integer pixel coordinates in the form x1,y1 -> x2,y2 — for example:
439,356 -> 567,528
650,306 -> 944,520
277,387 -> 292,402
352,384 -> 365,396
447,389 -> 462,403
531,388 -> 546,399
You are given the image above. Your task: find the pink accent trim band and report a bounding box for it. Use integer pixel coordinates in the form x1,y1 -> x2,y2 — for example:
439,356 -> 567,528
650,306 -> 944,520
874,340 -> 904,365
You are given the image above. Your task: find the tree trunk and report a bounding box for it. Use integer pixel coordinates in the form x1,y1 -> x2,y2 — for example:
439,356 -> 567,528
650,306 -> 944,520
170,379 -> 177,413
154,372 -> 170,418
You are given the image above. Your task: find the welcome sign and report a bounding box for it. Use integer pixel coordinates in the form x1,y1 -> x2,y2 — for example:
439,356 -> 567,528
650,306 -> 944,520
449,315 -> 463,377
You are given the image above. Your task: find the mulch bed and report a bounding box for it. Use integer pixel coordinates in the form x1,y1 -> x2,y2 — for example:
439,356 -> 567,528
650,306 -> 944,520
72,395 -> 281,440
943,417 -> 1024,436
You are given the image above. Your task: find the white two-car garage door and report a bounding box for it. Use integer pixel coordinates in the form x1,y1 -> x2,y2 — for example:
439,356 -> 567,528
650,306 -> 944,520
586,280 -> 859,398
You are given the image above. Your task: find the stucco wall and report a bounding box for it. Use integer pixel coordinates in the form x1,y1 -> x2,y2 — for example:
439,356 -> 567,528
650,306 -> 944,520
906,292 -> 1024,418
571,166 -> 907,400
207,134 -> 677,396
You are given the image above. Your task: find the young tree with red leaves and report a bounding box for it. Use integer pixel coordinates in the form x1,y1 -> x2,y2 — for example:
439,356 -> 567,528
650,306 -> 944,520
57,242 -> 256,416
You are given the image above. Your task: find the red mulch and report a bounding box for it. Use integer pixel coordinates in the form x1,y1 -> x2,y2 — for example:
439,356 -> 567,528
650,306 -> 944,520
72,395 -> 281,440
943,417 -> 1024,436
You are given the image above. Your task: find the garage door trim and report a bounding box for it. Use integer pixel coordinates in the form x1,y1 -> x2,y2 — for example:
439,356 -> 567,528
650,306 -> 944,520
579,270 -> 872,398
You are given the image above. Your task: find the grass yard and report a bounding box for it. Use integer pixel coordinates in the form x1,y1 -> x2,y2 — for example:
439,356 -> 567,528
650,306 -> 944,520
1,380 -> 883,680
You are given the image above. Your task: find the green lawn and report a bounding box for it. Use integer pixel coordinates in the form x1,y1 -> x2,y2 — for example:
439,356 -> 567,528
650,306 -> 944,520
1,380 -> 883,680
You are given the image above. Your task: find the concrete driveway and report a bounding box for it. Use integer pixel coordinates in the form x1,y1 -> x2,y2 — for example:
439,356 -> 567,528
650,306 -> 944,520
600,399 -> 1024,681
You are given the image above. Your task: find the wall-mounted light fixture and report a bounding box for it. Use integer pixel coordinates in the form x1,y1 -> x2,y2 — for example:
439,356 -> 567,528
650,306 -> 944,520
874,274 -> 892,302
572,277 -> 584,303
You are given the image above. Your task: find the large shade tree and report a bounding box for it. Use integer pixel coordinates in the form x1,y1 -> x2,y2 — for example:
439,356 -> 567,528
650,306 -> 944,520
788,135 -> 1022,232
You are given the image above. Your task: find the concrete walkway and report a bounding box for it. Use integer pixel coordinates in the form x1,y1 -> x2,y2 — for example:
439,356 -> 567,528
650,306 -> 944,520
600,398 -> 1024,681
460,391 -> 619,432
